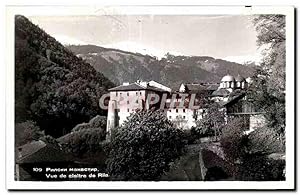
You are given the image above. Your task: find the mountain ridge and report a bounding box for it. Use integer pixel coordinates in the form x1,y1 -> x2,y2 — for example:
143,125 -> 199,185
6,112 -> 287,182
68,44 -> 255,90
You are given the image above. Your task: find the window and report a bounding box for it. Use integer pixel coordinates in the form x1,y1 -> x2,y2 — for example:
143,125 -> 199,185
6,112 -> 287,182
183,116 -> 186,119
169,116 -> 172,119
127,92 -> 129,96
176,109 -> 178,113
116,92 -> 118,96
136,92 -> 138,96
120,92 -> 122,96
127,109 -> 129,112
127,100 -> 130,104
140,92 -> 142,95
136,99 -> 139,104
183,109 -> 185,113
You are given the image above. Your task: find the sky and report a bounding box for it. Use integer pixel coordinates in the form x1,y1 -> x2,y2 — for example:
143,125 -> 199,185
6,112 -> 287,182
29,15 -> 261,64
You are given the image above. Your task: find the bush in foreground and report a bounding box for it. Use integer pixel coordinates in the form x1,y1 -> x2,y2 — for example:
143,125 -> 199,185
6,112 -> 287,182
106,109 -> 184,181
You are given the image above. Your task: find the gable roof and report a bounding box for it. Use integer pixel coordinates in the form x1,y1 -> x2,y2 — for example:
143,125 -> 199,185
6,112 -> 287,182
16,140 -> 71,164
185,84 -> 207,92
222,93 -> 246,106
108,83 -> 145,91
211,88 -> 231,97
205,84 -> 219,91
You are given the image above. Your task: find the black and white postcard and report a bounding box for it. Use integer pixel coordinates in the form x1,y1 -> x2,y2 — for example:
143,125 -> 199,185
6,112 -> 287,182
5,5 -> 295,190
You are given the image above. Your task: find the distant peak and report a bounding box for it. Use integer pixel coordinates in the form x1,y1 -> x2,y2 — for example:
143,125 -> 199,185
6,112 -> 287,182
101,41 -> 184,59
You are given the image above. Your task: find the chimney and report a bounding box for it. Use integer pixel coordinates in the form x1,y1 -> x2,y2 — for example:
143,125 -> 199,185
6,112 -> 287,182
123,82 -> 129,86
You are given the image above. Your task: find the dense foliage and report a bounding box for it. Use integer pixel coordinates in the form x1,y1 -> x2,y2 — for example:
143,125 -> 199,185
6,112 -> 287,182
247,126 -> 285,154
238,154 -> 285,181
58,115 -> 107,157
194,102 -> 226,140
220,118 -> 285,181
15,120 -> 45,147
248,15 -> 286,142
15,15 -> 114,137
220,118 -> 247,163
106,110 -> 184,181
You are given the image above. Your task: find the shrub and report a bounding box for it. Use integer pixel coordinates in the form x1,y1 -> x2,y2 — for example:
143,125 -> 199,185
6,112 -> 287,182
58,115 -> 107,159
15,120 -> 45,146
220,117 -> 247,163
106,109 -> 184,181
247,126 -> 285,154
194,102 -> 226,140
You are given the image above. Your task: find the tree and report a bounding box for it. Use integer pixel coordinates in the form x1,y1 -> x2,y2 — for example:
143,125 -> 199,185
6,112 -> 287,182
71,115 -> 107,132
58,115 -> 107,158
15,120 -> 45,147
220,117 -> 247,163
247,126 -> 285,154
218,117 -> 285,181
194,102 -> 226,141
219,117 -> 248,179
106,109 -> 184,181
250,15 -> 286,139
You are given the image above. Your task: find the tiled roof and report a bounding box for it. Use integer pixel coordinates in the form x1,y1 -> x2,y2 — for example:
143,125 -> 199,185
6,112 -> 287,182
180,83 -> 219,94
17,140 -> 71,164
211,88 -> 231,97
222,93 -> 245,106
185,84 -> 207,92
205,84 -> 219,91
108,83 -> 145,91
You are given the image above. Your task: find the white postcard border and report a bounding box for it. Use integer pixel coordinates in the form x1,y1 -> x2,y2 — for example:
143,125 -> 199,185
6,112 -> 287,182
5,5 -> 295,190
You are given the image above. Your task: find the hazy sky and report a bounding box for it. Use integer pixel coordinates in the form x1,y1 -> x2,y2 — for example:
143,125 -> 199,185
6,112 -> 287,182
29,15 -> 259,62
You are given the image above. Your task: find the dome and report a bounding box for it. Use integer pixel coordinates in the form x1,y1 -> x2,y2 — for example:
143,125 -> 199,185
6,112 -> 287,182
235,75 -> 246,82
221,75 -> 235,82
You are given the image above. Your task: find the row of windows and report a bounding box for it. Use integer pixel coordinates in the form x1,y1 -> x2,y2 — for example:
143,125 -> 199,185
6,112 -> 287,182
169,115 -> 186,119
168,109 -> 186,113
116,91 -> 143,96
115,108 -> 137,113
127,109 -> 137,112
221,82 -> 246,88
127,100 -> 139,104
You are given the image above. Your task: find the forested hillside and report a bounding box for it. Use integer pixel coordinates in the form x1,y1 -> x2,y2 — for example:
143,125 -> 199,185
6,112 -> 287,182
15,15 -> 114,138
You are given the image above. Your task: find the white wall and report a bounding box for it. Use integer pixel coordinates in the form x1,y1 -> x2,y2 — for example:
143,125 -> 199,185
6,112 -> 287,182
167,108 -> 204,129
249,114 -> 266,132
